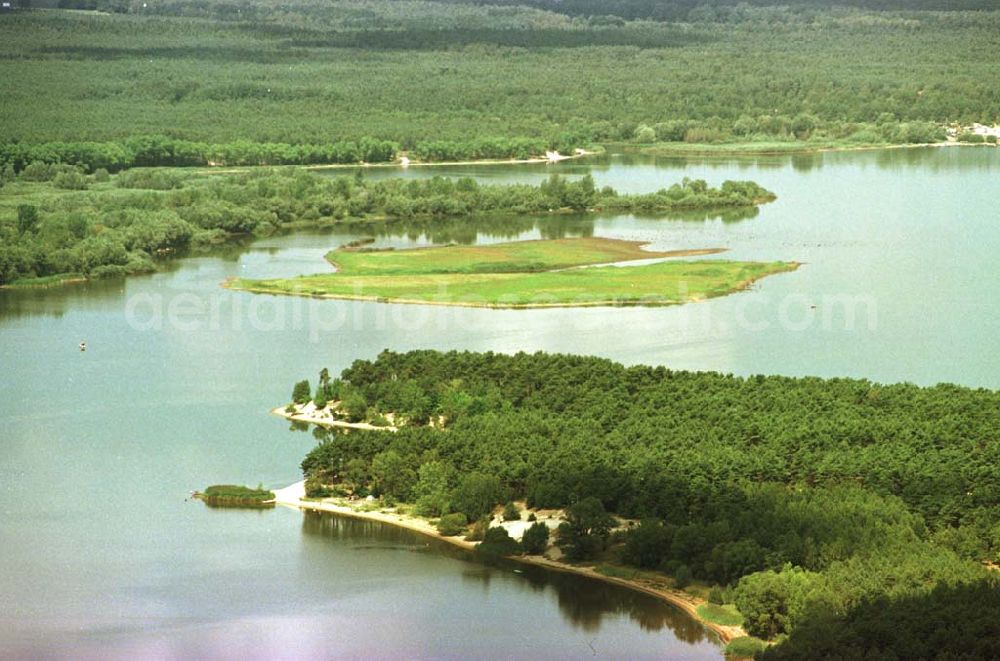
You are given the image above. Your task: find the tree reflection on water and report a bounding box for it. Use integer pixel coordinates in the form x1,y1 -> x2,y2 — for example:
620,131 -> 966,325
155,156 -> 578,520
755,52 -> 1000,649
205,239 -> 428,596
300,511 -> 716,645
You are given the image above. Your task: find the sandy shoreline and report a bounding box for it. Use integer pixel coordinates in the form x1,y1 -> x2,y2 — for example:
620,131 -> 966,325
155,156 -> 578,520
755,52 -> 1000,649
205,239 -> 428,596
270,406 -> 398,431
164,140 -> 998,179
272,481 -> 746,645
641,138 -> 996,157
0,276 -> 88,290
307,149 -> 594,170
638,140 -> 997,158
193,150 -> 597,176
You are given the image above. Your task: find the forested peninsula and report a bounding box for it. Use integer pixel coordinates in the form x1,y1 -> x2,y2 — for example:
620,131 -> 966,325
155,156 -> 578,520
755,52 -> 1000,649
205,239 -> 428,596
290,350 -> 1000,659
0,168 -> 771,286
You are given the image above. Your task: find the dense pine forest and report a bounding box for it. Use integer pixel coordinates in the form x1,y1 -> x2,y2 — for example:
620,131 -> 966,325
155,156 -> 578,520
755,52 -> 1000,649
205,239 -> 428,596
2,0 -> 999,171
298,350 -> 1000,656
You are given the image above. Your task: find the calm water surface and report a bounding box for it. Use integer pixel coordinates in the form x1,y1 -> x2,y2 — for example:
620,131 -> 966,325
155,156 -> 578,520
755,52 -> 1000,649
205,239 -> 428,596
2,147 -> 998,658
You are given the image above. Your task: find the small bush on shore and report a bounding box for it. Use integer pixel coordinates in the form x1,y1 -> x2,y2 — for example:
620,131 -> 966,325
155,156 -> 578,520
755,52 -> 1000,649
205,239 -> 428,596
415,493 -> 449,518
478,526 -> 520,555
437,512 -> 467,536
521,521 -> 550,555
957,133 -> 986,144
724,636 -> 766,658
292,379 -> 311,404
502,502 -> 521,521
466,517 -> 490,542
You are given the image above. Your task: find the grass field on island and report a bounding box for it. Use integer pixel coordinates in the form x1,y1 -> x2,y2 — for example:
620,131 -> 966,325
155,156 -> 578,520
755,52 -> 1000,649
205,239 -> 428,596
327,237 -> 724,276
231,238 -> 798,308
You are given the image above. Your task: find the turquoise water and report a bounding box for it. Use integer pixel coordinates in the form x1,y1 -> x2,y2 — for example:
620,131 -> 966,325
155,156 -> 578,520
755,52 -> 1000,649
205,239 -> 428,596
1,147 -> 997,658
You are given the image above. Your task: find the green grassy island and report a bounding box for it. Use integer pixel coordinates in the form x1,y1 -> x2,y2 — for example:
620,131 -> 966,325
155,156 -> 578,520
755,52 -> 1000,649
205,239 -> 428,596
289,350 -> 1000,659
228,237 -> 797,308
195,485 -> 275,508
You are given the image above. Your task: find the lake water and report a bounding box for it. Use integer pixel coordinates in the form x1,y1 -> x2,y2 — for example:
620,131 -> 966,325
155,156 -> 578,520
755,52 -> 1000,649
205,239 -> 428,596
2,147 -> 998,658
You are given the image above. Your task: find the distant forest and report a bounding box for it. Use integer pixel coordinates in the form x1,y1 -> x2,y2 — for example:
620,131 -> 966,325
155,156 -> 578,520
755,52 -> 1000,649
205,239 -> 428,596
431,0 -> 1000,19
2,0 -> 999,171
25,0 -> 1000,16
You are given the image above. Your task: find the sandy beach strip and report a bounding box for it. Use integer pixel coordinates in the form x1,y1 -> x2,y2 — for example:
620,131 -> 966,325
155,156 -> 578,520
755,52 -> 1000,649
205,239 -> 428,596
270,406 -> 398,432
272,481 -> 746,644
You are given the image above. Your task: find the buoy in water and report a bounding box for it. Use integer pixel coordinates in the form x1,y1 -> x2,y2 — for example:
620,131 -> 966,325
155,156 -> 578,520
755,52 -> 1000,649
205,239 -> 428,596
79,342 -> 87,351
